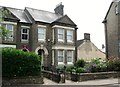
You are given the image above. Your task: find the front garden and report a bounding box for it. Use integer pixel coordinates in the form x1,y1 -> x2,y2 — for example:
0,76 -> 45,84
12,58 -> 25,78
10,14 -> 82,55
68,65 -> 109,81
1,48 -> 43,85
56,58 -> 120,82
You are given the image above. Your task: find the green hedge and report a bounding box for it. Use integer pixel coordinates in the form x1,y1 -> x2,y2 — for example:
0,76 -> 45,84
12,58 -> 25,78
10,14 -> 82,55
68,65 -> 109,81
2,48 -> 41,78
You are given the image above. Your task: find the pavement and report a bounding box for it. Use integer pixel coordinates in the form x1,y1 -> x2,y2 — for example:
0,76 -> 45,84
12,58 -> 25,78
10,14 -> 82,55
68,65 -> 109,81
43,78 -> 120,86
1,78 -> 120,87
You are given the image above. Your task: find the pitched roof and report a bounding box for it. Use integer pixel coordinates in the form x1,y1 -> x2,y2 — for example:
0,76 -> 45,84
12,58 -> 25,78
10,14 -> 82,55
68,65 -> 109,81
54,15 -> 76,26
7,7 -> 31,23
76,39 -> 84,47
25,7 -> 62,23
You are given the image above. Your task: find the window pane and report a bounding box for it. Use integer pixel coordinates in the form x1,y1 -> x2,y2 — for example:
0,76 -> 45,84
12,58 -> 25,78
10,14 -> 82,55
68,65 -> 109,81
38,28 -> 46,40
59,34 -> 63,39
67,30 -> 73,41
6,24 -> 13,31
67,51 -> 73,62
58,50 -> 64,62
23,29 -> 27,33
22,34 -> 27,40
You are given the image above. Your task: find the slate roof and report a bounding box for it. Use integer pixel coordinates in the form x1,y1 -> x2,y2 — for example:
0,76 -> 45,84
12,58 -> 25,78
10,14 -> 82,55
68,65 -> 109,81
25,7 -> 62,23
76,39 -> 84,47
0,6 -> 76,26
7,7 -> 31,23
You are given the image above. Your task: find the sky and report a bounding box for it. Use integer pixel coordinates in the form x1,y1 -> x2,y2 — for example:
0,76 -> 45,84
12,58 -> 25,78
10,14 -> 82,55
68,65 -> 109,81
0,0 -> 112,50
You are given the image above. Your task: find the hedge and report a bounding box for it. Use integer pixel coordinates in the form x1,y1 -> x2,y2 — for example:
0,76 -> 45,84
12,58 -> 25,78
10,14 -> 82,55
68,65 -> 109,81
2,48 -> 41,78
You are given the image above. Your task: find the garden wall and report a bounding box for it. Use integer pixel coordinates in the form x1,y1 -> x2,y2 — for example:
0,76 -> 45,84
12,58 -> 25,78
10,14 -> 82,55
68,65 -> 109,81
2,76 -> 43,86
66,72 -> 119,82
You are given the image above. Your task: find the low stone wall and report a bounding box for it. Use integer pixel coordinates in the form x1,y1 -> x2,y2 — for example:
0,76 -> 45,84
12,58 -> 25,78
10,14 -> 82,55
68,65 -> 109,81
66,72 -> 119,82
42,70 -> 66,83
2,76 -> 43,86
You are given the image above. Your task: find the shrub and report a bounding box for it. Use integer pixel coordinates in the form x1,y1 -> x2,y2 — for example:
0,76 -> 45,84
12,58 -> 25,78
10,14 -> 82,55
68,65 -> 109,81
2,48 -> 41,78
107,58 -> 120,71
74,59 -> 85,68
84,58 -> 107,73
76,67 -> 85,73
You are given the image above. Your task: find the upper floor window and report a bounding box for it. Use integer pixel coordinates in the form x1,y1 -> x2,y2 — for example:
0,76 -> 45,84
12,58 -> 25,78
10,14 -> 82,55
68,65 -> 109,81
58,29 -> 64,42
21,27 -> 29,42
5,24 -> 14,41
38,28 -> 46,41
67,30 -> 73,42
115,5 -> 119,15
67,50 -> 73,64
58,50 -> 64,64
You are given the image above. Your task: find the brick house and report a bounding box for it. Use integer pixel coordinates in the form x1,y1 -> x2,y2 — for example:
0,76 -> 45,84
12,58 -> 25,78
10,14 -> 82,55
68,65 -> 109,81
77,33 -> 106,61
102,0 -> 120,59
0,4 -> 78,68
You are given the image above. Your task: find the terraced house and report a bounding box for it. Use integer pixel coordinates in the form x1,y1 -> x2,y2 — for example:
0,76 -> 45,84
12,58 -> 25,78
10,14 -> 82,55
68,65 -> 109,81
0,4 -> 78,68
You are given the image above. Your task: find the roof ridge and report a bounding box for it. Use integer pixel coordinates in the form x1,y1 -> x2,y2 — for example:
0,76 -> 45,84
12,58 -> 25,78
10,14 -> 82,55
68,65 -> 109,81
25,7 -> 60,15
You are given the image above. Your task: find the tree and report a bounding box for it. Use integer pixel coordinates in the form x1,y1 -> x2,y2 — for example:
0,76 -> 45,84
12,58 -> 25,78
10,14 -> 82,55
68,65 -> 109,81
0,7 -> 10,41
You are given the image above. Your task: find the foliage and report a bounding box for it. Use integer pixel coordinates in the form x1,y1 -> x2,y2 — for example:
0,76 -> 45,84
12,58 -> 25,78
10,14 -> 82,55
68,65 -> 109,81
2,48 -> 41,78
84,58 -> 107,73
107,57 -> 120,71
74,59 -> 85,68
76,67 -> 85,73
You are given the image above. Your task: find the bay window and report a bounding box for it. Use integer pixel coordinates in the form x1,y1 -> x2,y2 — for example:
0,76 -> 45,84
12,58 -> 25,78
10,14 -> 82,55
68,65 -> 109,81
67,50 -> 73,64
67,30 -> 73,42
58,29 -> 64,42
58,50 -> 64,64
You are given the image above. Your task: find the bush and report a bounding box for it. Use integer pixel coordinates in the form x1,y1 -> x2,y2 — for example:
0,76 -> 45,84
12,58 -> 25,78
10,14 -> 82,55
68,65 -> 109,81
74,59 -> 85,68
84,58 -> 107,73
107,58 -> 120,71
76,67 -> 85,73
2,48 -> 41,78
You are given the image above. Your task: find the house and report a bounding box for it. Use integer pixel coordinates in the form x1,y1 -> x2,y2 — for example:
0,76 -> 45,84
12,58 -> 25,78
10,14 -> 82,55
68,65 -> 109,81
102,0 -> 120,59
77,33 -> 106,61
0,3 -> 78,69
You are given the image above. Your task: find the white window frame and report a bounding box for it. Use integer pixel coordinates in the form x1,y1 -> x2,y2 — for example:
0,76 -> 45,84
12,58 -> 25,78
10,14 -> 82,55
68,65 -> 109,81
58,50 -> 64,65
5,24 -> 14,41
67,30 -> 73,43
38,27 -> 46,41
58,28 -> 64,42
67,50 -> 73,64
21,27 -> 29,42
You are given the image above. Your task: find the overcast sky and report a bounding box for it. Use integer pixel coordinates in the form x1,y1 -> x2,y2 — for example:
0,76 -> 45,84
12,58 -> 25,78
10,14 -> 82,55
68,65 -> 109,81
0,0 -> 112,50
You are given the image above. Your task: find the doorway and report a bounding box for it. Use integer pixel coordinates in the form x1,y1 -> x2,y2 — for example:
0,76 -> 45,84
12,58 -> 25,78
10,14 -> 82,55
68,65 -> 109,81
38,49 -> 44,65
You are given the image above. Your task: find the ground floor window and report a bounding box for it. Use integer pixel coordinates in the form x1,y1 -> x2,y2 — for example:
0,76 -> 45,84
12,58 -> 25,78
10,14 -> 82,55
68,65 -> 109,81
67,50 -> 73,64
58,50 -> 64,64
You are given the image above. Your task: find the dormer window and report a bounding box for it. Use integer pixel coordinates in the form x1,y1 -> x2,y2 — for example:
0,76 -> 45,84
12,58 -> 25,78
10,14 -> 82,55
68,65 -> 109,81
115,5 -> 119,15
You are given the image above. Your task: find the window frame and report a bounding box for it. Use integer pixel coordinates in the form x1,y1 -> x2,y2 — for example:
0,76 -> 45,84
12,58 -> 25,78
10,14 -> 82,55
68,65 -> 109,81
67,30 -> 73,43
67,50 -> 73,64
58,50 -> 64,64
5,24 -> 14,41
38,27 -> 46,41
58,28 -> 64,42
21,27 -> 29,42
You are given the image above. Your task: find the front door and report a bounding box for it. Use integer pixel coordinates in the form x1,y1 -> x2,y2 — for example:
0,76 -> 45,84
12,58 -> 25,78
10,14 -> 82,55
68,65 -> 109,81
38,49 -> 44,65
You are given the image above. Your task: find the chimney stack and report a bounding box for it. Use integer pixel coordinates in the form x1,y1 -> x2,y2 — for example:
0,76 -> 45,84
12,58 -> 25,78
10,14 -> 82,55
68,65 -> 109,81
54,2 -> 64,15
84,33 -> 90,40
